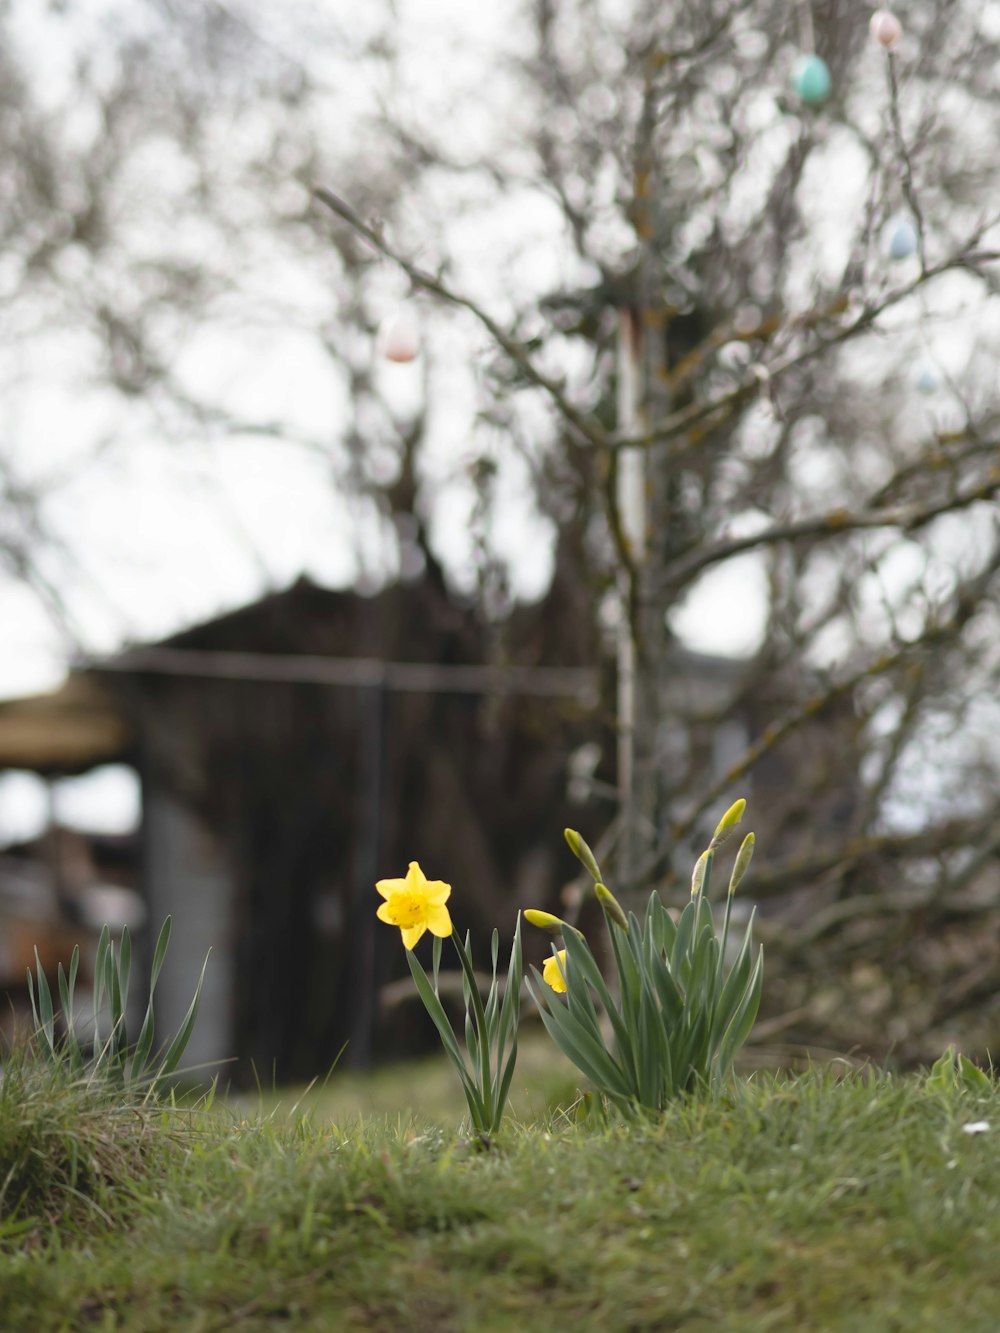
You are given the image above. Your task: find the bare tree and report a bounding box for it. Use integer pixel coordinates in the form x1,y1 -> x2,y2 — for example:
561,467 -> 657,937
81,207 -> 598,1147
315,0 -> 1000,1060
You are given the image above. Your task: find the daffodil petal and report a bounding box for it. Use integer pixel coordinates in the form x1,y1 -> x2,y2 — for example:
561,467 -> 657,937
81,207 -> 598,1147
424,880 -> 451,906
401,923 -> 426,950
375,878 -> 407,899
426,904 -> 453,938
542,950 -> 568,994
376,901 -> 396,924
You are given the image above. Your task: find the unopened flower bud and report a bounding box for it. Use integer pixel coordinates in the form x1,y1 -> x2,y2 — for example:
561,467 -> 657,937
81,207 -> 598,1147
595,882 -> 628,931
523,909 -> 565,936
710,798 -> 746,849
691,849 -> 710,897
728,832 -> 756,895
564,828 -> 602,882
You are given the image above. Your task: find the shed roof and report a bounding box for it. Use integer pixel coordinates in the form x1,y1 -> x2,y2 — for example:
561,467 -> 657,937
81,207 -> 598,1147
0,675 -> 132,776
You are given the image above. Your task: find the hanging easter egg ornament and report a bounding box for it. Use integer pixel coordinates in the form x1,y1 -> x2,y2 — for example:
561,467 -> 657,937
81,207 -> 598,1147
792,54 -> 832,106
869,9 -> 903,49
379,313 -> 421,363
884,217 -> 918,261
914,366 -> 939,394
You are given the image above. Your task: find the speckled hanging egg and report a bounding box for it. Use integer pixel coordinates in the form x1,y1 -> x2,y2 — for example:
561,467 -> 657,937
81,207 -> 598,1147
792,54 -> 832,105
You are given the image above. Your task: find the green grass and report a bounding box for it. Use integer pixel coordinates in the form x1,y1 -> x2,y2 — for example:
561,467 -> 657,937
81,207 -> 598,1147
3,1044 -> 1000,1331
237,1030 -> 581,1126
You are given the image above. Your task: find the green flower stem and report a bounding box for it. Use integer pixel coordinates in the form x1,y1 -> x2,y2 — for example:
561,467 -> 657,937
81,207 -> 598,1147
711,879 -> 735,1048
450,930 -> 496,1131
717,880 -> 734,989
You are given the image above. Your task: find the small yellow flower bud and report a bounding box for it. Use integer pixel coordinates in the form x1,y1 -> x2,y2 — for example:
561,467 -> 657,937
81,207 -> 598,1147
524,909 -> 565,936
710,798 -> 746,849
564,828 -> 603,882
595,882 -> 628,931
690,849 -> 710,897
728,832 -> 755,895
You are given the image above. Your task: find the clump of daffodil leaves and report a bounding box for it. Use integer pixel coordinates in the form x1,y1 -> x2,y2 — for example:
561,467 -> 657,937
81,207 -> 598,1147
376,800 -> 762,1132
375,862 -> 522,1142
524,799 -> 763,1115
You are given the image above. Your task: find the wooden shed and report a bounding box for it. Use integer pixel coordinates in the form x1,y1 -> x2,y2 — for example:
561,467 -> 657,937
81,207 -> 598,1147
0,571 -> 605,1080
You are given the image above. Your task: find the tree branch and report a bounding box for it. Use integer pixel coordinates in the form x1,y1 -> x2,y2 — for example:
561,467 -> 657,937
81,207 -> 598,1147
311,186 -> 611,454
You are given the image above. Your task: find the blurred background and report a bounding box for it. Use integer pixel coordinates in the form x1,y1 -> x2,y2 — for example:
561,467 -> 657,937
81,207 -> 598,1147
1,0 -> 999,1083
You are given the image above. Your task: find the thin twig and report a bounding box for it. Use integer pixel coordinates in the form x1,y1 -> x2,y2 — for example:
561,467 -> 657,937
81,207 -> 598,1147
311,186 -> 611,454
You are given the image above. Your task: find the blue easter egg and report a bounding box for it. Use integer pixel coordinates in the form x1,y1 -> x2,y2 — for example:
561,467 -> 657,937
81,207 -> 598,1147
886,219 -> 918,261
914,367 -> 938,394
792,54 -> 832,105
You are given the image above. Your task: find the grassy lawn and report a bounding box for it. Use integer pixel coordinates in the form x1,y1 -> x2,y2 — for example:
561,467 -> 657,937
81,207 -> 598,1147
2,1042 -> 999,1331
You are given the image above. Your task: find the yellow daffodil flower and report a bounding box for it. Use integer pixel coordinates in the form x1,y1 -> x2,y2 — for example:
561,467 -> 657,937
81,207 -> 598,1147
542,949 -> 568,994
375,861 -> 453,950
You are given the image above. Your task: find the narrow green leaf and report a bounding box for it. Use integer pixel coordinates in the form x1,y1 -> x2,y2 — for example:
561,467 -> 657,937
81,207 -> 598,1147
494,916 -> 523,1069
118,926 -> 132,1028
646,892 -> 677,959
696,895 -> 715,942
673,1003 -> 710,1091
32,949 -> 55,1052
465,1006 -> 478,1069
92,924 -> 110,1050
709,918 -> 755,1050
687,928 -> 720,1016
958,1053 -> 993,1093
562,938 -> 608,1045
149,917 -> 171,994
645,936 -> 683,1027
452,931 -> 494,1114
484,975 -> 501,1042
409,957 -> 482,1118
57,949 -> 83,1072
671,899 -> 697,975
105,940 -> 126,1067
157,949 -> 211,1079
432,933 -> 443,994
493,1037 -> 519,1130
561,928 -> 633,1060
25,969 -> 41,1039
718,948 -> 764,1075
131,1003 -> 157,1084
406,949 -> 465,1068
608,918 -> 642,1027
68,943 -> 79,1006
527,970 -> 633,1098
636,982 -> 668,1109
